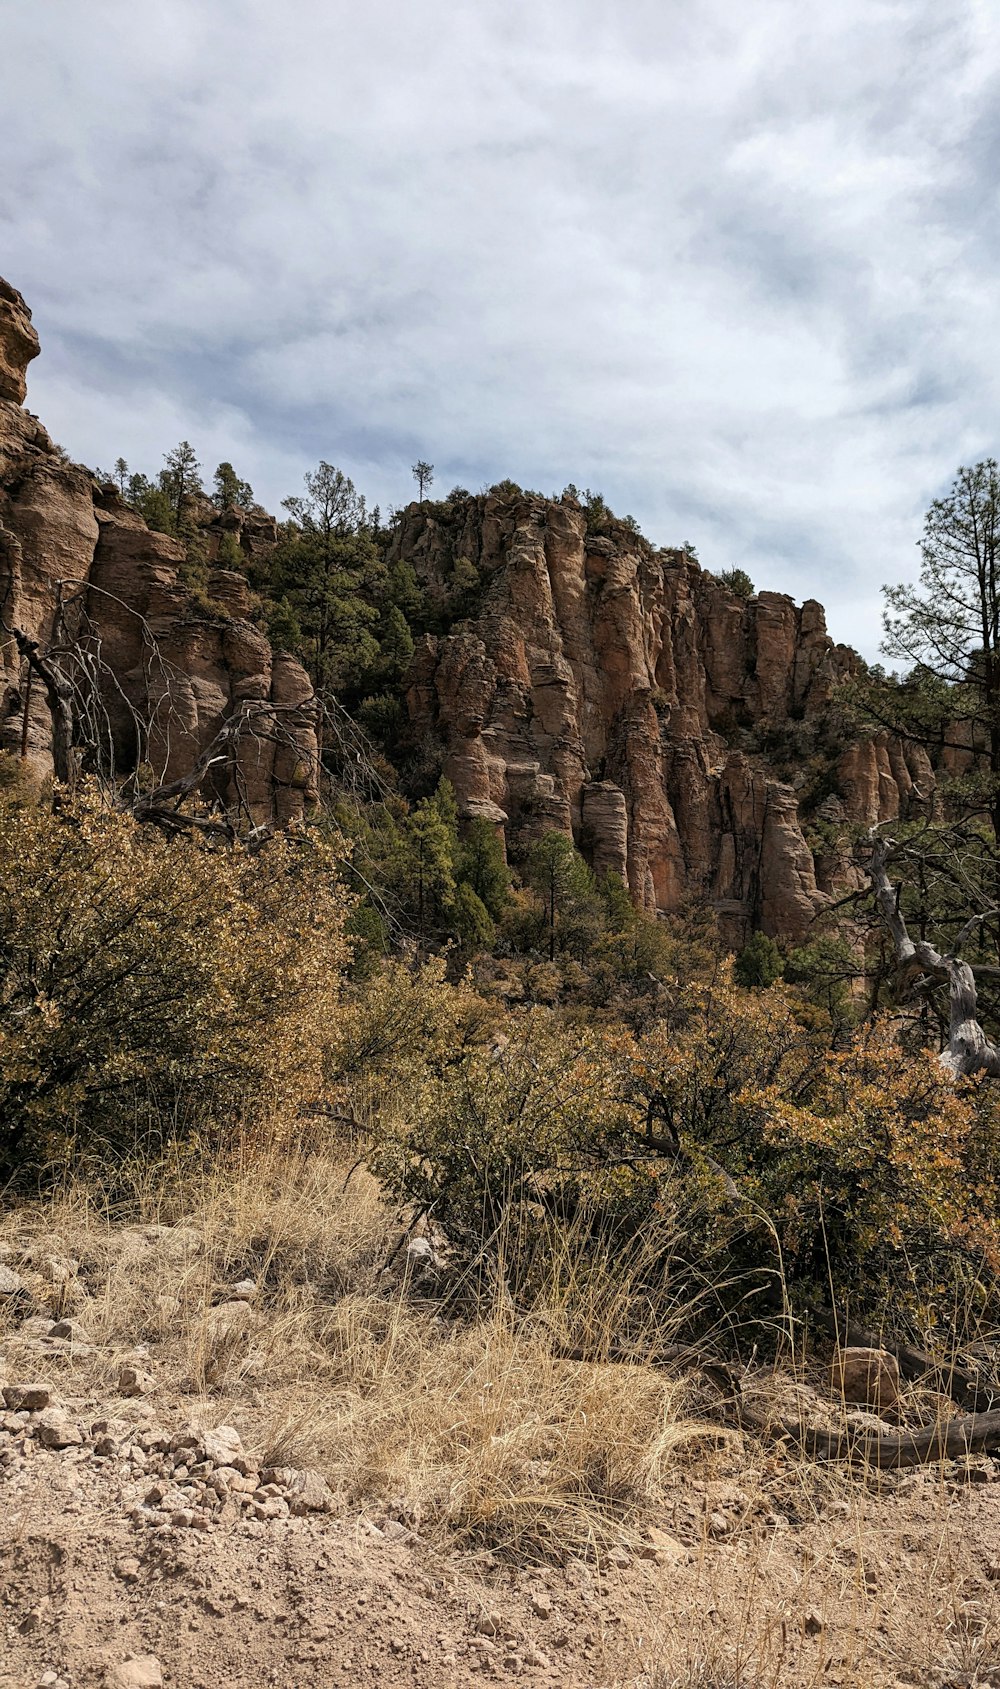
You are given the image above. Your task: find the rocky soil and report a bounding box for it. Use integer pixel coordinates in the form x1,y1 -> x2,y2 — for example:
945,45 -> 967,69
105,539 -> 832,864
3,1238 -> 1000,1689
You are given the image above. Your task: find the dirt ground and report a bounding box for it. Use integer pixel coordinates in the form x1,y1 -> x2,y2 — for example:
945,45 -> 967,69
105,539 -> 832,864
3,1378 -> 1000,1688
3,1193 -> 1000,1688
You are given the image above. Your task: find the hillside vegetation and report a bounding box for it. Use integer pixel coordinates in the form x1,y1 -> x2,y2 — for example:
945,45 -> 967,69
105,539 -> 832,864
7,424 -> 1000,1685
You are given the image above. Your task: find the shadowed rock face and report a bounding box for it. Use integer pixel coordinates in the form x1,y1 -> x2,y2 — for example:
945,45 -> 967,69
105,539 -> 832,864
0,276 -> 317,823
397,495 -> 932,942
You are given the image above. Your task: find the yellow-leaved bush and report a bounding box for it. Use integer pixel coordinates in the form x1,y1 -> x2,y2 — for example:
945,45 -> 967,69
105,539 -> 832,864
360,962 -> 1000,1324
0,788 -> 350,1175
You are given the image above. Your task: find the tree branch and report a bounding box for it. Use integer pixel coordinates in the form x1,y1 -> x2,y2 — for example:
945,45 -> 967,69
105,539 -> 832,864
868,832 -> 1000,1078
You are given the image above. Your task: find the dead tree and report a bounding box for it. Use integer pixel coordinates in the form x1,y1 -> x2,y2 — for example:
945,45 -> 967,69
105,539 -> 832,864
868,831 -> 1000,1079
2,584 -> 321,842
8,625 -> 77,788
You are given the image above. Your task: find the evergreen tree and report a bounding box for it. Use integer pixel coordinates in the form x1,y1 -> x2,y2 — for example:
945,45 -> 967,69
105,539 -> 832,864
404,782 -> 458,930
525,830 -> 596,961
450,881 -> 495,952
213,461 -> 254,510
377,605 -> 415,683
734,931 -> 784,989
859,459 -> 1000,842
717,567 -> 755,599
215,531 -> 245,570
456,819 -> 509,919
596,869 -> 636,933
412,460 -> 434,501
269,462 -> 381,698
161,441 -> 204,523
126,472 -> 176,536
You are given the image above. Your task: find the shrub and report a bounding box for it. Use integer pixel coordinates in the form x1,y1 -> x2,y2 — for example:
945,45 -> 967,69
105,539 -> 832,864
0,791 -> 349,1176
363,963 -> 1000,1328
717,566 -> 755,598
734,932 -> 784,988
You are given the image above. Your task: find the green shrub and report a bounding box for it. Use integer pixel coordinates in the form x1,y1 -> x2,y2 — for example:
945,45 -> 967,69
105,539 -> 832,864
734,932 -> 784,988
716,566 -> 755,598
0,792 -> 349,1176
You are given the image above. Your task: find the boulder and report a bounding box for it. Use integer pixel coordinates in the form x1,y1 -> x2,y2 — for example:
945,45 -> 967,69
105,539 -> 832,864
831,1346 -> 900,1413
2,1383 -> 52,1411
105,1658 -> 163,1689
117,1364 -> 156,1398
36,1406 -> 83,1448
201,1424 -> 245,1467
0,1263 -> 27,1297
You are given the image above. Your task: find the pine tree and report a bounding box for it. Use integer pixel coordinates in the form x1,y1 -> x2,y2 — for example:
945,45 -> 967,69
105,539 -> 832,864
213,461 -> 254,510
271,462 -> 380,697
456,819 -> 509,919
525,831 -> 595,961
874,459 -> 1000,843
161,441 -> 203,522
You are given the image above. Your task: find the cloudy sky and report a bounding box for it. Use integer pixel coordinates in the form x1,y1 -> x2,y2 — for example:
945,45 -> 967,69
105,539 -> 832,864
3,0 -> 999,659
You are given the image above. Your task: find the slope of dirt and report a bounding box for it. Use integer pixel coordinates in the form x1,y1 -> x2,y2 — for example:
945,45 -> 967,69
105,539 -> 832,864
4,1345 -> 1000,1688
3,1165 -> 1000,1689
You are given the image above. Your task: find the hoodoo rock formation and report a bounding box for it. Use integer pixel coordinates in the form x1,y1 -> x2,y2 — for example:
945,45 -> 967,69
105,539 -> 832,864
0,278 -> 318,823
397,496 -> 934,941
0,275 -> 934,941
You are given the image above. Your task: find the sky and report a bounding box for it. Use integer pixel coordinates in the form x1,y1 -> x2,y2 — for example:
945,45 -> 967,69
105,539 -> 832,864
3,0 -> 1000,662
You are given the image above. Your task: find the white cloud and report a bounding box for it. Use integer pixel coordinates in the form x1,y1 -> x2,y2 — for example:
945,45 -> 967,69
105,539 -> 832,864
3,0 -> 1000,659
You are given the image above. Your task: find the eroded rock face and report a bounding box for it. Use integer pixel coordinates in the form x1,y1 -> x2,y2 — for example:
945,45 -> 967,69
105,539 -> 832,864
0,278 -> 39,404
0,276 -> 317,822
398,493 -> 926,941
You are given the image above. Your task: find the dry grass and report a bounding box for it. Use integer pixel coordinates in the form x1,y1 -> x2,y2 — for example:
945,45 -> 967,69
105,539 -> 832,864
5,1132 -> 1000,1686
0,1130 -> 712,1561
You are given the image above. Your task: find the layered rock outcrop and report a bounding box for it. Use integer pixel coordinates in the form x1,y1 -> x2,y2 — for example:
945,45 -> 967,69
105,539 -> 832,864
0,277 -> 317,822
398,494 -> 930,941
0,274 -> 932,940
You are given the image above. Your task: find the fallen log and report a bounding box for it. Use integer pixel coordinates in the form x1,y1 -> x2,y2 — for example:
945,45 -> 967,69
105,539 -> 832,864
547,1330 -> 1000,1470
748,1404 -> 1000,1469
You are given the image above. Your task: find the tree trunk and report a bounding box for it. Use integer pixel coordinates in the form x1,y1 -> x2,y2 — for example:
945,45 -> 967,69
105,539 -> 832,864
868,835 -> 1000,1080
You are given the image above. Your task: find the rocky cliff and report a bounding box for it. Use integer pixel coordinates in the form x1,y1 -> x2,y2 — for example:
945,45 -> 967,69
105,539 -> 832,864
397,495 -> 934,941
0,279 -> 318,823
0,275 -> 932,941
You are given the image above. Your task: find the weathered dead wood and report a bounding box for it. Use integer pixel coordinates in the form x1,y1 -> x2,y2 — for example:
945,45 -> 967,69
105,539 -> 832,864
8,626 -> 76,787
868,832 -> 1000,1078
740,1400 -> 1000,1468
550,1327 -> 1000,1469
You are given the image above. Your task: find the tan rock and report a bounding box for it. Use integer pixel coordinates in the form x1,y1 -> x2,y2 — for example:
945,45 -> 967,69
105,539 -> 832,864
105,1657 -> 163,1689
0,275 -> 319,826
35,1406 -> 83,1448
3,1383 -> 52,1411
396,492 -> 883,937
201,1424 -> 245,1467
831,1346 -> 900,1412
117,1364 -> 156,1398
0,276 -> 40,403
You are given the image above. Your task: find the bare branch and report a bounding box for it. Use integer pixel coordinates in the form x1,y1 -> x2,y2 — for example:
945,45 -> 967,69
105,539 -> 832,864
867,831 -> 1000,1078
